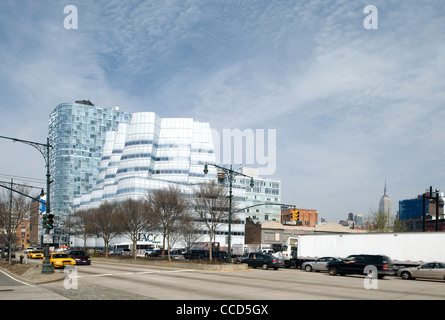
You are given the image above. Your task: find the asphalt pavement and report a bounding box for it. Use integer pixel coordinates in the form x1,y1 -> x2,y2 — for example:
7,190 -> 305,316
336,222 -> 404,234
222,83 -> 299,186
0,269 -> 68,300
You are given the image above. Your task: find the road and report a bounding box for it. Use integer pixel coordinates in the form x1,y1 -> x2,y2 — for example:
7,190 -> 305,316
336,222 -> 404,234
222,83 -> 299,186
39,259 -> 445,301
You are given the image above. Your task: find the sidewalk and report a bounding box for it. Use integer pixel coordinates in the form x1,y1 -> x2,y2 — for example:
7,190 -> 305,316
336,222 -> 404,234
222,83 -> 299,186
0,268 -> 69,300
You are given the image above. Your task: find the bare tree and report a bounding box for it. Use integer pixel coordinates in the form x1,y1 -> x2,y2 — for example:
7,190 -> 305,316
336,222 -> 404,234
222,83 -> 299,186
0,184 -> 32,264
90,201 -> 122,258
178,215 -> 202,252
192,181 -> 232,261
147,186 -> 189,261
70,209 -> 96,252
118,198 -> 152,259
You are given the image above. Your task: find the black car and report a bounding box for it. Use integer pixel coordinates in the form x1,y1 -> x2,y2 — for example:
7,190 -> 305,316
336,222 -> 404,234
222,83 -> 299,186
197,250 -> 228,261
67,250 -> 91,265
327,254 -> 396,279
184,249 -> 208,259
241,252 -> 284,270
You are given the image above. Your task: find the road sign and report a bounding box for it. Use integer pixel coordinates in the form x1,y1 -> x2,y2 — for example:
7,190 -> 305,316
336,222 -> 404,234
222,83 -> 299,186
43,234 -> 53,244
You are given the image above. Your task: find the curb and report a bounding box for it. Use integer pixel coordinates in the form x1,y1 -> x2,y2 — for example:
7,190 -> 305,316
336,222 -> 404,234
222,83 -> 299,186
0,262 -> 66,285
91,257 -> 249,271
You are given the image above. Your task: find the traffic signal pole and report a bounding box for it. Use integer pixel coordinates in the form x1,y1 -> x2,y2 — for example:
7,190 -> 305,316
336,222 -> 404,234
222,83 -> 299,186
0,135 -> 54,274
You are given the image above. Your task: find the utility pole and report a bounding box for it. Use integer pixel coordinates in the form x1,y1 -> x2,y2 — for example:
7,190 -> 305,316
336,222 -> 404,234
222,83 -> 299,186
422,186 -> 443,232
0,179 -> 46,264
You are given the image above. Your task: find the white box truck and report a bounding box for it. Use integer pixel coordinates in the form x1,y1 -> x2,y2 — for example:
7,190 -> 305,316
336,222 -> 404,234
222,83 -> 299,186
295,232 -> 445,267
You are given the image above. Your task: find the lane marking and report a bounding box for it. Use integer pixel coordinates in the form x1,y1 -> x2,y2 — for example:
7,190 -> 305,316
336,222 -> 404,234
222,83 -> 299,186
0,269 -> 33,286
82,269 -> 195,278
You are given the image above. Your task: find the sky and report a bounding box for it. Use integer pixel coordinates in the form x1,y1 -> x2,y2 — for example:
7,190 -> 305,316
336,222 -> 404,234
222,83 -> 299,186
1,0 -> 445,223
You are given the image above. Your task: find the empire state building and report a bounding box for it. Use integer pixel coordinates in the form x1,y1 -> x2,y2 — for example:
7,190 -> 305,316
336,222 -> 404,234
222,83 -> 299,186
379,181 -> 392,227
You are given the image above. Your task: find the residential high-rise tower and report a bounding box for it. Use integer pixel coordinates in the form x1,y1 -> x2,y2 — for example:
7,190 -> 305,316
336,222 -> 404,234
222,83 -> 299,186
48,100 -> 131,244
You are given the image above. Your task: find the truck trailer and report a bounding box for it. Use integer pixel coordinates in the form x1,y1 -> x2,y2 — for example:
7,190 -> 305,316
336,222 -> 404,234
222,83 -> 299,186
293,232 -> 445,267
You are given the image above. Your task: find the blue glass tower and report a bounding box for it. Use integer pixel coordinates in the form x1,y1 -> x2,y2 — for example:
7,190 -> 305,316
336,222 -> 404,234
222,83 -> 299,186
48,101 -> 131,241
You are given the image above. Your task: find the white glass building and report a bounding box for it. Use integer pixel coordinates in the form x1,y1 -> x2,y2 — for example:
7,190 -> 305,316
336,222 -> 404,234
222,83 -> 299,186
230,167 -> 282,223
72,112 -> 247,249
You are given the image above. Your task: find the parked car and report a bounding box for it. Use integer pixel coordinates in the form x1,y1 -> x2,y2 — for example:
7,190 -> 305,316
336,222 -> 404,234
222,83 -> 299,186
197,250 -> 228,261
146,249 -> 168,258
67,250 -> 91,265
302,257 -> 341,272
240,252 -> 284,270
44,253 -> 76,269
2,248 -> 16,259
237,252 -> 264,264
184,249 -> 208,259
110,248 -> 132,255
169,250 -> 185,260
27,250 -> 44,259
327,254 -> 396,279
397,262 -> 445,281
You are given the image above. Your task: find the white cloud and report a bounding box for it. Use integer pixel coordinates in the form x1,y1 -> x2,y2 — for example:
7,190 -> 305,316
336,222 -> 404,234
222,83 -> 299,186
0,0 -> 444,221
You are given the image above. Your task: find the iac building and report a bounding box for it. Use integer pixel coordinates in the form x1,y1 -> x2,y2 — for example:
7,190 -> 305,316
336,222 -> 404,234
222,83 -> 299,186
50,101 -> 246,249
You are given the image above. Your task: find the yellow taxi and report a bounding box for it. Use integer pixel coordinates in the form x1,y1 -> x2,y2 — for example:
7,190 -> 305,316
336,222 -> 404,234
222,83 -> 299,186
27,250 -> 44,259
44,252 -> 76,269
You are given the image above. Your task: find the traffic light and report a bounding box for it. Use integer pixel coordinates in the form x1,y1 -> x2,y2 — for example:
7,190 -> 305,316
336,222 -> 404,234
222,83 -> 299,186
295,210 -> 300,221
42,214 -> 48,229
47,214 -> 54,230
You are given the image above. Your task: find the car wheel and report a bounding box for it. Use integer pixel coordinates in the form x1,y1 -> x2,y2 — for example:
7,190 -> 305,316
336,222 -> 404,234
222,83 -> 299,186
305,265 -> 313,272
400,271 -> 412,280
329,266 -> 338,276
262,264 -> 268,270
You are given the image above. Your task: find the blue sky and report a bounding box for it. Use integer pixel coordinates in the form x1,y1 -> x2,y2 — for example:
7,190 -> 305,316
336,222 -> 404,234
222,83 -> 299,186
1,0 -> 445,222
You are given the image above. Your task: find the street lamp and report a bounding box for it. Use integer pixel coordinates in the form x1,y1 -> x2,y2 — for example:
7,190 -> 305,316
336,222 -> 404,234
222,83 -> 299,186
203,163 -> 254,263
0,135 -> 54,274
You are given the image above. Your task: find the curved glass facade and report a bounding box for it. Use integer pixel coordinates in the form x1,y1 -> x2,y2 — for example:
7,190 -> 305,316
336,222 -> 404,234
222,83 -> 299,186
50,103 -> 250,248
72,111 -> 248,247
48,102 -> 131,222
73,112 -> 220,203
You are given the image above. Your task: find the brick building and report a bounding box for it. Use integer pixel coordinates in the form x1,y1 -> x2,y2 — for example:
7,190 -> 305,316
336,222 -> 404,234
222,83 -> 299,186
281,208 -> 318,227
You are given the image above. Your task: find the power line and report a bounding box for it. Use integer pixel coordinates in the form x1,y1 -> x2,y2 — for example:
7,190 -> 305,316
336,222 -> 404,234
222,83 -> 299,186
0,180 -> 44,190
0,173 -> 46,185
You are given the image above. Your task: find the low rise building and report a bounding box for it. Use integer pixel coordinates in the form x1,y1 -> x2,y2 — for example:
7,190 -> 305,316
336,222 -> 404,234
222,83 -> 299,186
245,219 -> 366,247
281,208 -> 318,227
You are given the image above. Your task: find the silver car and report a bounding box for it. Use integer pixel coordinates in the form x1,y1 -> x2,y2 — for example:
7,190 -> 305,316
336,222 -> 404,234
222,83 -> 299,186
397,262 -> 445,280
302,257 -> 341,272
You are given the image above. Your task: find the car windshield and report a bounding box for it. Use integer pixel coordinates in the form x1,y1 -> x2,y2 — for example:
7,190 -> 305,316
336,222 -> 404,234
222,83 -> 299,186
53,254 -> 69,258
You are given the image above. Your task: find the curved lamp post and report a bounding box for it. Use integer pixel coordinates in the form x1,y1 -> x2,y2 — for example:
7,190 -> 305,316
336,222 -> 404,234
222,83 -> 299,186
0,135 -> 54,274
